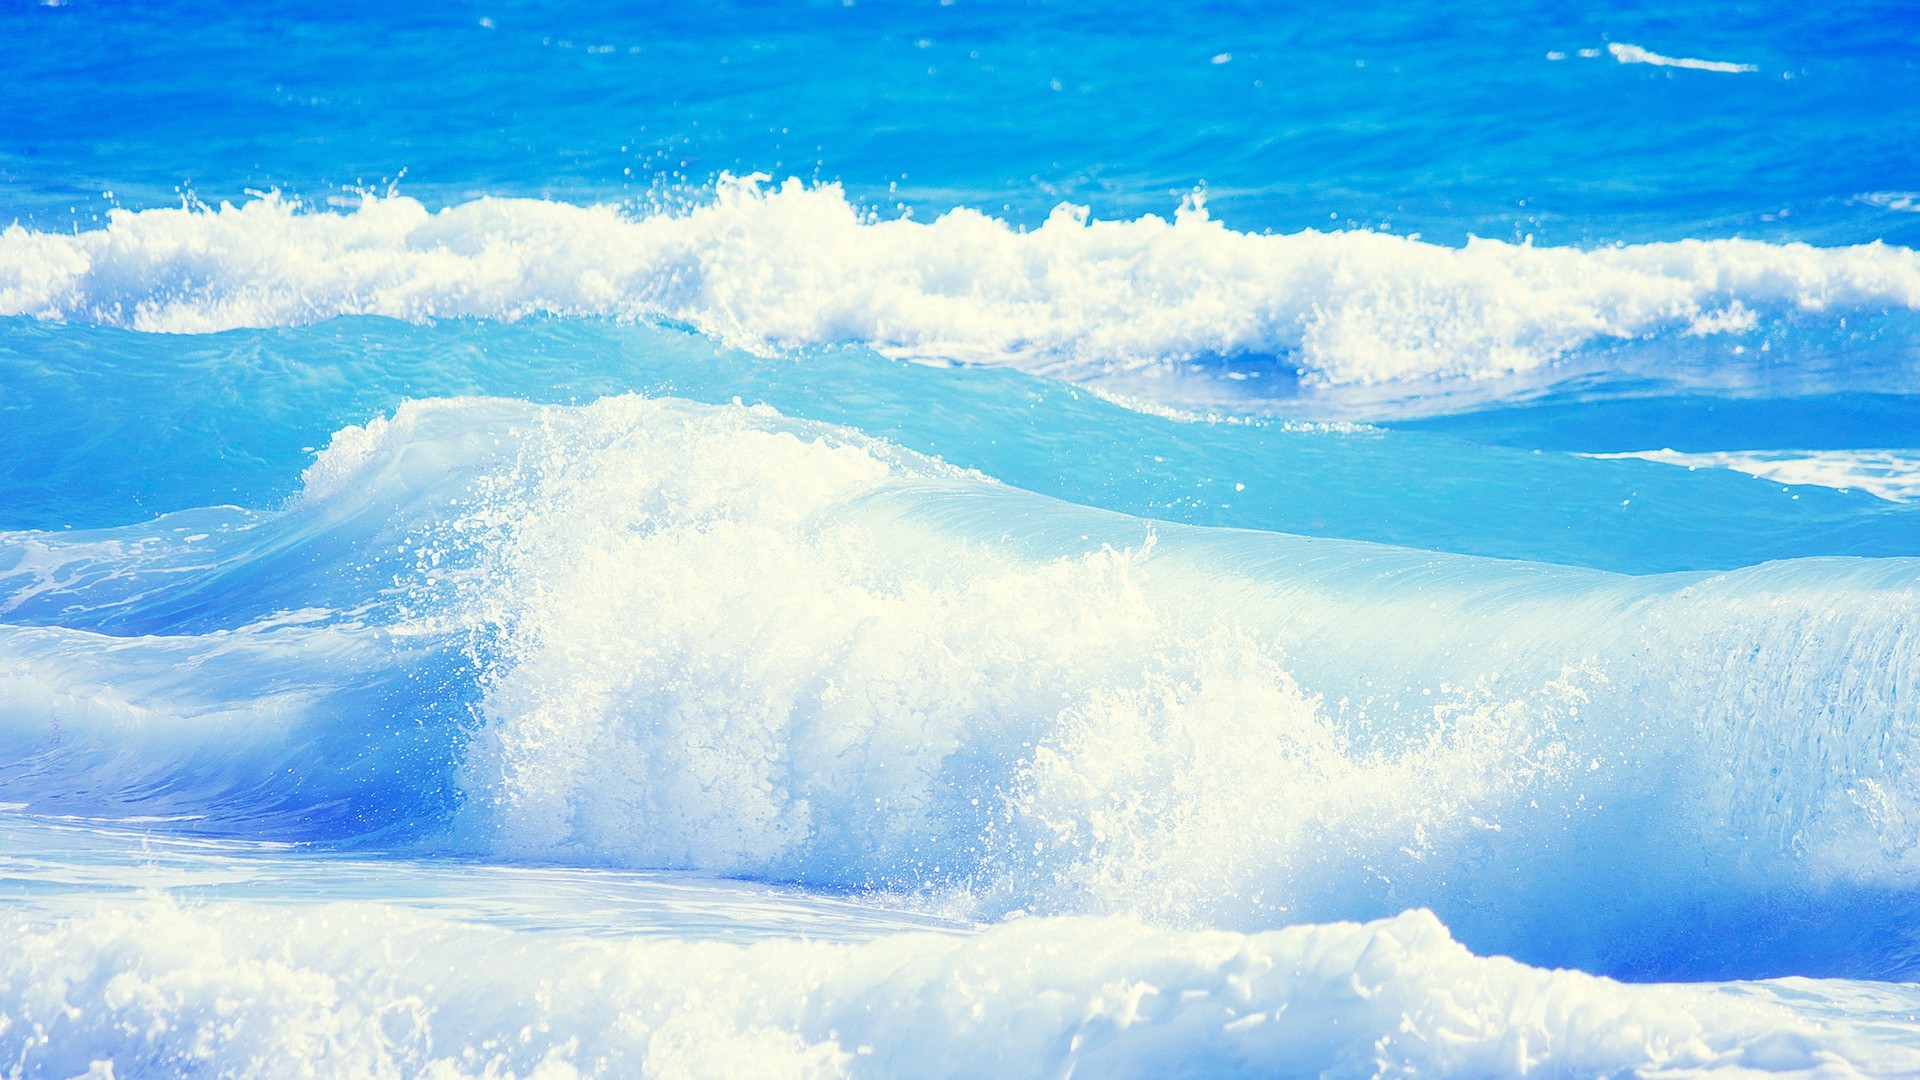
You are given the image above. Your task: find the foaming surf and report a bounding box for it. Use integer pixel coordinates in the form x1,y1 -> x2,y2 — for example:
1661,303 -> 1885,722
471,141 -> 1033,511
1606,43 -> 1760,74
8,889 -> 1918,1078
4,394 -> 1920,1075
8,0 -> 1920,1072
1589,448 -> 1920,502
2,177 -> 1916,411
7,395 -> 1919,985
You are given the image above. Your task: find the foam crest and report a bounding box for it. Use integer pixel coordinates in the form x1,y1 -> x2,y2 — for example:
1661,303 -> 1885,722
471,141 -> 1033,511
1607,42 -> 1759,73
5,896 -> 1913,1078
430,398 -> 1568,923
5,393 -> 1916,975
3,179 -> 1916,387
3,394 -> 1915,970
404,395 -> 1920,972
1589,448 -> 1920,502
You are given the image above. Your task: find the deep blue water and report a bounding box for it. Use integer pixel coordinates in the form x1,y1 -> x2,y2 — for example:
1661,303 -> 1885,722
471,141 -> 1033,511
7,0 -> 1920,246
4,1 -> 1920,1075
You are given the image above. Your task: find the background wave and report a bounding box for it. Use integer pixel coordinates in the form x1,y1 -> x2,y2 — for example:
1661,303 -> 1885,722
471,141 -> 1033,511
4,179 -> 1917,409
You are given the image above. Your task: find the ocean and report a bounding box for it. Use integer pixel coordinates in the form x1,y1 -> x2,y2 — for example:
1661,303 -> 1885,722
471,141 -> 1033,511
3,1 -> 1920,1075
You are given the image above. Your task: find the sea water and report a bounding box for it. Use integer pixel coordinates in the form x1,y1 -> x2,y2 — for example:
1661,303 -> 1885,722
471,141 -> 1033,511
3,1 -> 1920,1075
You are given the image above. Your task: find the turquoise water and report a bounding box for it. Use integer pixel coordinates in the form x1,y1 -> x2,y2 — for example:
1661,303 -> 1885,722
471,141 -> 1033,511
4,1 -> 1920,1075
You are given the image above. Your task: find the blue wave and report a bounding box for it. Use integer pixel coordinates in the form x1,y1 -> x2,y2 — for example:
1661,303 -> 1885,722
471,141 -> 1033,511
7,0 -> 1920,1071
3,317 -> 1915,575
2,184 -> 1916,412
5,395 -> 1916,985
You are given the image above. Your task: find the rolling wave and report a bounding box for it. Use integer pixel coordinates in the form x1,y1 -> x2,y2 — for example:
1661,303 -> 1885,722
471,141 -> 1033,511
2,177 -> 1916,400
7,894 -> 1915,1078
4,395 -> 1916,978
9,1 -> 1919,1072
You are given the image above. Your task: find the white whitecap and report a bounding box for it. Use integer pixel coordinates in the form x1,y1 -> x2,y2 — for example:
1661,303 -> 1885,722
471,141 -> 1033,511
4,894 -> 1917,1078
1859,191 -> 1920,214
1607,42 -> 1758,73
0,178 -> 1914,394
1589,448 -> 1920,502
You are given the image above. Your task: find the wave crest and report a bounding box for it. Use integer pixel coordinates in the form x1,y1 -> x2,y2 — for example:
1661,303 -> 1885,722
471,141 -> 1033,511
381,396 -> 1920,976
3,177 -> 1916,389
13,898 -> 1914,1079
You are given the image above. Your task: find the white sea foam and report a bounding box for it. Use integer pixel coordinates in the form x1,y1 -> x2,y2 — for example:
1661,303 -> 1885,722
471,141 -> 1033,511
3,895 -> 1913,1078
336,394 -> 1920,950
1,178 -> 1914,388
1591,448 -> 1920,502
1859,191 -> 1920,214
1608,42 -> 1759,73
422,396 -> 1578,922
6,395 -> 1918,966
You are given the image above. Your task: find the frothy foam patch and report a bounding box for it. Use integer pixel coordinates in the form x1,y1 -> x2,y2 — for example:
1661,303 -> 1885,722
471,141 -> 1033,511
1590,448 -> 1920,502
1607,42 -> 1759,73
1859,192 -> 1920,214
2,178 -> 1915,388
4,896 -> 1914,1079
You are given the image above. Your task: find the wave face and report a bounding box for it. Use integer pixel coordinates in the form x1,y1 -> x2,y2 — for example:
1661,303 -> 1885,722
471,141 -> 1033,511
6,396 -> 1919,985
6,315 -> 1917,576
4,181 -> 1918,403
409,399 -> 1920,979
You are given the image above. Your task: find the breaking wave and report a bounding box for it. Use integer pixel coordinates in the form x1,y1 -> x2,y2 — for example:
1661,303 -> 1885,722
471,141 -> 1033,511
2,178 -> 1916,394
13,895 -> 1920,1079
8,396 -> 1917,979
